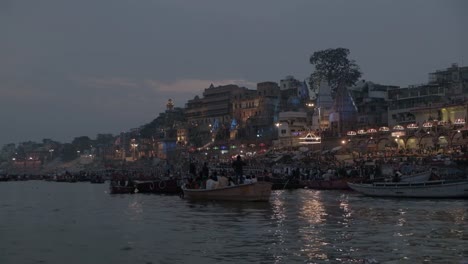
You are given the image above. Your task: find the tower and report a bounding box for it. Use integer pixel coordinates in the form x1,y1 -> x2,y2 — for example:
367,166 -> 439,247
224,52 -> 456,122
166,99 -> 174,112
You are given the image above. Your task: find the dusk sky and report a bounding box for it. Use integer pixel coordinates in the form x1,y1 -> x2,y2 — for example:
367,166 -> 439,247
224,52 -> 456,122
1,0 -> 467,146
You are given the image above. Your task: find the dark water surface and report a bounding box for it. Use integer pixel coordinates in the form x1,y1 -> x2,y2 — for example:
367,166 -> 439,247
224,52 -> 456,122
0,181 -> 467,264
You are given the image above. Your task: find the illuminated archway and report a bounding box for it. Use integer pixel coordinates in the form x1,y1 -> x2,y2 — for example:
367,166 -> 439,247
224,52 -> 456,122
419,133 -> 435,149
451,131 -> 464,146
395,138 -> 406,149
406,136 -> 418,150
377,138 -> 392,151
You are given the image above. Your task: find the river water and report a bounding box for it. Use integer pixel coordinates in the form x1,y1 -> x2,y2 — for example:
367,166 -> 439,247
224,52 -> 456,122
0,181 -> 467,264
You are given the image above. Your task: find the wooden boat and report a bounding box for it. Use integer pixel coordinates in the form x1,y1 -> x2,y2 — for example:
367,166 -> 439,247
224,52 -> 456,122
109,185 -> 135,194
303,178 -> 351,190
182,181 -> 273,202
134,178 -> 181,194
90,177 -> 105,184
348,179 -> 468,198
109,180 -> 135,194
267,176 -> 305,190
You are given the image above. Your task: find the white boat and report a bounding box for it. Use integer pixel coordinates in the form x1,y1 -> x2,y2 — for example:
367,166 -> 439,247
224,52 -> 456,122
182,181 -> 272,202
348,180 -> 468,198
400,171 -> 432,182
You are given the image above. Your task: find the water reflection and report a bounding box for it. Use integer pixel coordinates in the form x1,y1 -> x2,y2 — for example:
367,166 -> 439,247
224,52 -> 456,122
298,190 -> 328,261
0,182 -> 467,264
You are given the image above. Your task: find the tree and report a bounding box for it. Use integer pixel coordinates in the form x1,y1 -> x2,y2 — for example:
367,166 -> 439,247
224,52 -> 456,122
61,143 -> 77,162
95,134 -> 114,146
71,136 -> 92,152
309,48 -> 362,98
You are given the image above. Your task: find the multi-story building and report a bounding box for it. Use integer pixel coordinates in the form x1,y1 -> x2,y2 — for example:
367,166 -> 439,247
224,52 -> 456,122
232,82 -> 280,140
349,81 -> 397,127
380,64 -> 468,150
388,64 -> 468,127
279,76 -> 310,112
185,84 -> 251,145
275,111 -> 309,147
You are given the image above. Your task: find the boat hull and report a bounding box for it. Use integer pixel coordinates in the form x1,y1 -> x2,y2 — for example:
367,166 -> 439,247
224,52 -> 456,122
303,178 -> 351,190
135,179 -> 181,194
348,180 -> 468,198
109,185 -> 135,194
182,182 -> 272,202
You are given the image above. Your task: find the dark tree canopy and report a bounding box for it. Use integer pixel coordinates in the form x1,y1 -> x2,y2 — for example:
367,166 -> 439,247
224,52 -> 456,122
309,48 -> 362,97
71,136 -> 92,152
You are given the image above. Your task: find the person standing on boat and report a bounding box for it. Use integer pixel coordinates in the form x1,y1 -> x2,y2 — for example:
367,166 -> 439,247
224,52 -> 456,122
232,155 -> 246,184
202,162 -> 209,179
189,160 -> 197,178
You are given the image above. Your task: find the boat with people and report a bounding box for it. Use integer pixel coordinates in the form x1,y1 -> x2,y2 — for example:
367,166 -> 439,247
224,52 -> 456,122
348,179 -> 468,198
182,181 -> 273,202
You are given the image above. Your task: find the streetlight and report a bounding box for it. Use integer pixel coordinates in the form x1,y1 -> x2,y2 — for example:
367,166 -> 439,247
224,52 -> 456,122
130,142 -> 138,161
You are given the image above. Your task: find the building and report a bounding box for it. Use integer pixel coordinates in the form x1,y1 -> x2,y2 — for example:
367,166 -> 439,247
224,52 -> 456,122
185,84 -> 251,145
275,111 -> 309,147
349,81 -> 397,127
232,82 -> 280,141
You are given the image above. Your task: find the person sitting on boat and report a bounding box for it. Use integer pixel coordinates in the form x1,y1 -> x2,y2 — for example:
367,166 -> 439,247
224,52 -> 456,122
393,171 -> 402,182
251,175 -> 258,183
227,176 -> 236,186
186,178 -> 199,189
206,175 -> 218,190
244,176 -> 252,184
232,155 -> 246,184
217,172 -> 229,188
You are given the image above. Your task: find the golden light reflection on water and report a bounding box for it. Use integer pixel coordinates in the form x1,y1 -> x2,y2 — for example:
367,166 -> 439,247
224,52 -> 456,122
299,192 -> 326,225
270,192 -> 287,264
298,191 -> 329,261
339,194 -> 352,227
396,208 -> 406,227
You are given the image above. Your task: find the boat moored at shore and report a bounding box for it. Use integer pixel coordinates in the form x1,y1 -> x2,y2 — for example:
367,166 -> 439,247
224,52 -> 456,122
182,181 -> 273,202
348,179 -> 468,198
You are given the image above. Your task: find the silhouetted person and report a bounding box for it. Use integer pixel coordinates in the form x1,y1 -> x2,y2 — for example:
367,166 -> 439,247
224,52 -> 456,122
232,155 -> 246,184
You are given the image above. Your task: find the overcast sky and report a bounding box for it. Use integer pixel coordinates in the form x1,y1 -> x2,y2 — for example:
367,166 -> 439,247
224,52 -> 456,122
1,0 -> 467,146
